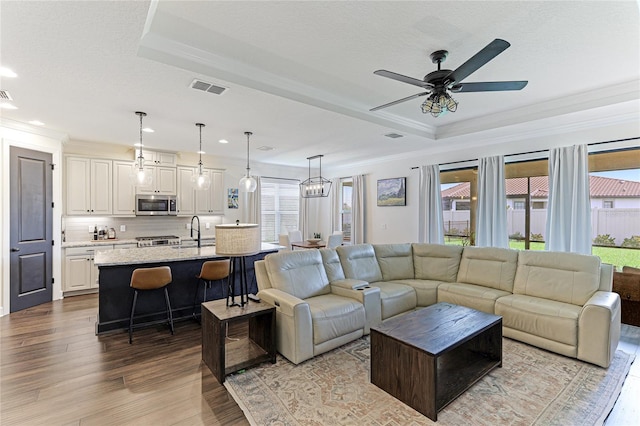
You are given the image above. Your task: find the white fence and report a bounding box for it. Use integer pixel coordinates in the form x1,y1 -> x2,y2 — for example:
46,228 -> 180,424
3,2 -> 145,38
443,208 -> 640,245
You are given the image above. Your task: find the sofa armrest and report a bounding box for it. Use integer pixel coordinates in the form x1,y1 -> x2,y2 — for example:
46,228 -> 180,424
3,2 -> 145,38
578,291 -> 621,368
257,288 -> 313,364
330,284 -> 382,334
331,279 -> 369,290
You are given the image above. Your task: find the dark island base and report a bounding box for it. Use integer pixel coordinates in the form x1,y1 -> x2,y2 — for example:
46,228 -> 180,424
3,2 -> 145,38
96,251 -> 275,334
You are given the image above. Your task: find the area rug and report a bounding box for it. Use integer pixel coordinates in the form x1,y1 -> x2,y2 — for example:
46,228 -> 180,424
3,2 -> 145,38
224,337 -> 634,425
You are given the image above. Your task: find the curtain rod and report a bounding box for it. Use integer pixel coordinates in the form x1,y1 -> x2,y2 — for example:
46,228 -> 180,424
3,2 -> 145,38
260,176 -> 300,182
410,136 -> 639,169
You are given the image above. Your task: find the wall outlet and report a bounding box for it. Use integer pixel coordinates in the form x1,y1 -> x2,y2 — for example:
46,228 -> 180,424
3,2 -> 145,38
120,225 -> 126,232
382,224 -> 387,229
186,223 -> 191,230
205,223 -> 210,229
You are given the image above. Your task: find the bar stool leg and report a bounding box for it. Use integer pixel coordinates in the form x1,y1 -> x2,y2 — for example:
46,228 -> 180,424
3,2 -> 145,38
164,287 -> 174,335
129,290 -> 138,344
192,279 -> 202,321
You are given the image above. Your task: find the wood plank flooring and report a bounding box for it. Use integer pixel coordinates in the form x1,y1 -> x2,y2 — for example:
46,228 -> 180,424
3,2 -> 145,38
1,295 -> 639,425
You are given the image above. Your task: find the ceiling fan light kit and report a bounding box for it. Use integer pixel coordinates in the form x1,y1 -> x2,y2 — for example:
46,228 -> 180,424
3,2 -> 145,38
371,38 -> 528,117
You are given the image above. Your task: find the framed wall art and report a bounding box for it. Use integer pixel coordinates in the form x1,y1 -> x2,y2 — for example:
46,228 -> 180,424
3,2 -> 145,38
228,188 -> 239,209
377,177 -> 406,206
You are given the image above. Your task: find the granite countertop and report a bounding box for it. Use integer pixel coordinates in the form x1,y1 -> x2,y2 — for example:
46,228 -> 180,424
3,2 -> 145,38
62,239 -> 138,248
94,243 -> 281,267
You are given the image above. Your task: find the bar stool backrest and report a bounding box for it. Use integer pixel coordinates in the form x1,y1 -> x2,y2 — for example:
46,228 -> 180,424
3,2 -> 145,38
198,259 -> 230,281
130,266 -> 172,290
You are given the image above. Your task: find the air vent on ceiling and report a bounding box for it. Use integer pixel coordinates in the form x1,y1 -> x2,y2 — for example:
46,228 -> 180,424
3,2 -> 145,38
257,146 -> 275,151
0,90 -> 13,100
190,79 -> 227,95
384,132 -> 404,139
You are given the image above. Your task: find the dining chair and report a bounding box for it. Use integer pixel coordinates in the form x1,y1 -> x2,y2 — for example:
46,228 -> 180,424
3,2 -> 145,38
327,233 -> 343,248
288,230 -> 303,243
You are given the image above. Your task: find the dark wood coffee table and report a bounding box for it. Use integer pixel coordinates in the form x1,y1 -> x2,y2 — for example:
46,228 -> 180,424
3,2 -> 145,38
370,303 -> 502,421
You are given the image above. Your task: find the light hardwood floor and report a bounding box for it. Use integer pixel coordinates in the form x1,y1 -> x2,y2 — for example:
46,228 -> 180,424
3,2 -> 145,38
1,295 -> 638,425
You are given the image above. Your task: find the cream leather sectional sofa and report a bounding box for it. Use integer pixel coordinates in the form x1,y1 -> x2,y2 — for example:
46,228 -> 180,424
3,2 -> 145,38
255,243 -> 621,368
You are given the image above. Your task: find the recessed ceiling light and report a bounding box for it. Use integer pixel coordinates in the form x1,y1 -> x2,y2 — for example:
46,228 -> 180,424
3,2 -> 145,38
257,146 -> 274,151
29,120 -> 45,126
134,143 -> 144,147
0,67 -> 17,78
142,127 -> 154,133
0,102 -> 18,109
218,139 -> 228,144
197,150 -> 205,154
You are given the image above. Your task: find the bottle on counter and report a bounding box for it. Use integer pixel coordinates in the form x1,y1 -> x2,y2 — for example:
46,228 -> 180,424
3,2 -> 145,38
93,225 -> 98,241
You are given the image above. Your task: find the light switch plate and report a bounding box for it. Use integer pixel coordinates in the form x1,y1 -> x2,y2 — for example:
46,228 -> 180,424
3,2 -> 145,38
205,223 -> 210,229
120,225 -> 126,232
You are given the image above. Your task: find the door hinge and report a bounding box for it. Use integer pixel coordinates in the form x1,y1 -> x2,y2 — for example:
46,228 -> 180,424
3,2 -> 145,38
50,163 -> 55,170
52,277 -> 55,284
52,202 -> 55,208
52,240 -> 55,246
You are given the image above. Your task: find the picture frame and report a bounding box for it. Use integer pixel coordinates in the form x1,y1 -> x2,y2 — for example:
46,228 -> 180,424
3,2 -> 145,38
228,188 -> 239,209
377,177 -> 406,206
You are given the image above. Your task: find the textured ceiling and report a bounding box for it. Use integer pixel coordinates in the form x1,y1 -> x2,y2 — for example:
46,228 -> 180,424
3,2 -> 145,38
1,1 -> 638,168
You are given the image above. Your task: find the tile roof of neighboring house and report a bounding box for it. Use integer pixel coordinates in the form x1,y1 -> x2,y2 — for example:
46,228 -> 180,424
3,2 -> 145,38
441,175 -> 640,199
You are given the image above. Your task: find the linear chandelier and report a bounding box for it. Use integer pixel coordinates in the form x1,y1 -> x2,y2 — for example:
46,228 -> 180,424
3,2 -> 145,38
300,154 -> 331,198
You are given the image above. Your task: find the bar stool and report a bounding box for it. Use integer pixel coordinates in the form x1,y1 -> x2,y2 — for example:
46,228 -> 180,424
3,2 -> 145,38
193,259 -> 231,320
129,266 -> 174,344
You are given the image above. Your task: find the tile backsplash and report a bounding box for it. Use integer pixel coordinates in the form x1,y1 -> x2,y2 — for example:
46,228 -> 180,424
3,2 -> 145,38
63,215 -> 224,243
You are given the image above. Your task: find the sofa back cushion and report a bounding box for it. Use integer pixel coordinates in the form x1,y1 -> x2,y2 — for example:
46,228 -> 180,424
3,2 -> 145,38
319,248 -> 346,282
265,250 -> 331,300
374,243 -> 414,281
513,250 -> 601,305
457,246 -> 518,292
412,243 -> 463,282
337,244 -> 383,283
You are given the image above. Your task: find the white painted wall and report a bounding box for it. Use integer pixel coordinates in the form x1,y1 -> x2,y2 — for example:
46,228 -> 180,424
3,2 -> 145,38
1,120 -> 66,316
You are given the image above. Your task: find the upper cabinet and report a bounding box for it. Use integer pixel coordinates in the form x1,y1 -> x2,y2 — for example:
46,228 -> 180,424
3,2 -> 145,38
66,157 -> 112,215
113,161 -> 136,216
136,149 -> 177,167
177,166 -> 196,216
135,166 -> 177,195
195,169 -> 224,215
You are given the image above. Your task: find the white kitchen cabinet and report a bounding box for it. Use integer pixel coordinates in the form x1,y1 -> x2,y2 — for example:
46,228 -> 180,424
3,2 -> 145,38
195,169 -> 224,214
136,149 -> 177,167
177,166 -> 196,216
63,245 -> 113,293
65,156 -> 112,215
113,161 -> 136,216
136,166 -> 177,195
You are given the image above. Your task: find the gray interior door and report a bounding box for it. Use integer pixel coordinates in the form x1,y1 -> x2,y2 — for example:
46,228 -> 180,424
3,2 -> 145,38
10,146 -> 53,312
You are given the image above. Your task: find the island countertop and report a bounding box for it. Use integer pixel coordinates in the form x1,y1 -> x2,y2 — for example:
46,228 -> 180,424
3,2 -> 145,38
94,243 -> 281,267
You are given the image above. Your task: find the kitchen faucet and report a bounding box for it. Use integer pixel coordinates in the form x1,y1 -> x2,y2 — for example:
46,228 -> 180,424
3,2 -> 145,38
190,215 -> 201,248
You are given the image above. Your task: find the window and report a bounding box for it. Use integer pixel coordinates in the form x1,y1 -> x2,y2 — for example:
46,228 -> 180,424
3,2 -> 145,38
603,200 -> 614,209
513,201 -> 526,210
340,178 -> 352,241
440,178 -> 473,246
505,176 -> 548,250
260,178 -> 299,243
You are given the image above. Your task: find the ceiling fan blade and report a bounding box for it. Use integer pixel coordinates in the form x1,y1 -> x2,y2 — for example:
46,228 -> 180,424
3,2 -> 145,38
450,81 -> 528,92
444,39 -> 511,85
374,70 -> 434,89
370,92 -> 430,112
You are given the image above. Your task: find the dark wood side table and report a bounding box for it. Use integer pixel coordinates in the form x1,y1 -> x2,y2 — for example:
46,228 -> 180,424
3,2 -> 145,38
201,299 -> 276,383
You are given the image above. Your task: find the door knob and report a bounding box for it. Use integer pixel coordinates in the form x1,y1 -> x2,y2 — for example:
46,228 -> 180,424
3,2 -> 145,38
11,247 -> 20,252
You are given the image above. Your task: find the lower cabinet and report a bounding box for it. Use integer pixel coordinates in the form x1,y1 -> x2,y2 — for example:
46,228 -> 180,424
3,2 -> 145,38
64,245 -> 113,293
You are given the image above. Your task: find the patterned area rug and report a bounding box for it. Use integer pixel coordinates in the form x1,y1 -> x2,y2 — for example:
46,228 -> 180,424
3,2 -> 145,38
224,337 -> 634,425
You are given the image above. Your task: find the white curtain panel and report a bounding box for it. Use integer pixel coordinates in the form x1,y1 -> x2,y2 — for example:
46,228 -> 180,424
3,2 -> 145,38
351,174 -> 365,244
299,193 -> 308,241
330,177 -> 341,234
546,144 -> 592,254
418,164 -> 445,243
476,156 -> 509,248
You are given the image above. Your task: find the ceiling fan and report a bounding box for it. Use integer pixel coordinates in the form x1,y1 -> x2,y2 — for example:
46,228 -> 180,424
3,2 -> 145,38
370,38 -> 528,117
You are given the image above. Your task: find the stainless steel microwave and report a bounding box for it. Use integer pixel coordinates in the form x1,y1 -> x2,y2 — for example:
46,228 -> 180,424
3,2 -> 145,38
135,195 -> 177,216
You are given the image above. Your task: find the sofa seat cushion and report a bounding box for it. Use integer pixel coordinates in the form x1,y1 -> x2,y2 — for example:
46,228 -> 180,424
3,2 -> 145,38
437,282 -> 511,314
495,294 -> 581,347
394,279 -> 441,307
306,294 -> 365,345
370,281 -> 417,320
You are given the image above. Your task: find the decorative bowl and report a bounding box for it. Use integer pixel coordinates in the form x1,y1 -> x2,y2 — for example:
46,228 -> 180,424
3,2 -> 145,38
306,238 -> 322,244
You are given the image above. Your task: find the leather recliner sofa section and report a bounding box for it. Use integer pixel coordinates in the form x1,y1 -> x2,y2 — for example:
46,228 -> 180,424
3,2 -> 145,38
256,243 -> 620,368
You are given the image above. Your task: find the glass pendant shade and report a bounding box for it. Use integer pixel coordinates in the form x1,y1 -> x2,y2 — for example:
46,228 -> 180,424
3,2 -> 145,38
239,131 -> 257,193
130,111 -> 153,186
192,123 -> 211,190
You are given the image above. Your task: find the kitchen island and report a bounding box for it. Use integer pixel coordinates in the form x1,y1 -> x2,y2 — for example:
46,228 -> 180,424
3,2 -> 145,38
93,243 -> 280,334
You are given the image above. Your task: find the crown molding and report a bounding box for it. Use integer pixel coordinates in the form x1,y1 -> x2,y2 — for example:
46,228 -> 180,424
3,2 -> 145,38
0,117 -> 69,142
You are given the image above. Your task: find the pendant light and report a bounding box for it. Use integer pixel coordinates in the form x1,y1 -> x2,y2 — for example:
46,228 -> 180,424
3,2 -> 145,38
191,123 -> 211,190
131,111 -> 153,186
239,131 -> 257,192
300,154 -> 332,198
